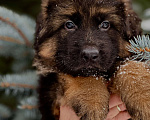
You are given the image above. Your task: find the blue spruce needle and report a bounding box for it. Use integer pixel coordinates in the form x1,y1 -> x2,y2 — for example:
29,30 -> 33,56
127,34 -> 150,63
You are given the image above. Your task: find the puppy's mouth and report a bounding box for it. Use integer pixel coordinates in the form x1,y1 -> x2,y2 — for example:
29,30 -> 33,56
71,63 -> 108,77
75,68 -> 100,76
74,62 -> 102,70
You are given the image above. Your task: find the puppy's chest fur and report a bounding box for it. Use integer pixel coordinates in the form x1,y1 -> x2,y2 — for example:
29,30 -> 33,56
38,61 -> 150,120
39,73 -> 109,120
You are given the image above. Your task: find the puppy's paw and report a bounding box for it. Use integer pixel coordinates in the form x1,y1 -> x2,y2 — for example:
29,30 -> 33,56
71,97 -> 109,120
60,74 -> 109,120
124,93 -> 150,120
113,61 -> 150,120
79,108 -> 109,120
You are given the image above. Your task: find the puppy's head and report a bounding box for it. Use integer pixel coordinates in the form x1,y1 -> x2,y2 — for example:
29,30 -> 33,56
34,0 -> 142,77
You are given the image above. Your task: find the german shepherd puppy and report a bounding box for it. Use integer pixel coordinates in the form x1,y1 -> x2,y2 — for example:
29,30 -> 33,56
34,0 -> 150,119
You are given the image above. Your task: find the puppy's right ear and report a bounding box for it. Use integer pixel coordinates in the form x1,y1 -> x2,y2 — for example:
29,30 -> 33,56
123,0 -> 142,40
34,0 -> 58,50
41,0 -> 58,20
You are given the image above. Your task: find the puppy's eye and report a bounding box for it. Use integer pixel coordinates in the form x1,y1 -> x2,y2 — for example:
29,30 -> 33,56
99,21 -> 110,30
64,21 -> 77,31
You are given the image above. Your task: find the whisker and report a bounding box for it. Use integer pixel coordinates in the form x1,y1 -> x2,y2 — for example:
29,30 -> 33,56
55,57 -> 77,73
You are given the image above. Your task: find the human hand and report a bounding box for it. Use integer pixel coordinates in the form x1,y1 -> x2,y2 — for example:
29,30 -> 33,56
105,94 -> 131,120
59,106 -> 80,120
59,94 -> 131,120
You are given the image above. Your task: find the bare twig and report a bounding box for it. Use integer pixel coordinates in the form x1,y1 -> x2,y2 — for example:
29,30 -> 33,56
0,16 -> 32,47
0,36 -> 24,45
20,105 -> 38,110
0,82 -> 36,90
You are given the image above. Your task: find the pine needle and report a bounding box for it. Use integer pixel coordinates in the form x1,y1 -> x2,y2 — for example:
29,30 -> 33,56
18,96 -> 41,119
127,35 -> 150,63
0,71 -> 38,96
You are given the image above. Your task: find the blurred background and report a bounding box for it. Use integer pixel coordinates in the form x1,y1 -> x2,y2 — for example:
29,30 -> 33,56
0,0 -> 150,32
0,0 -> 149,120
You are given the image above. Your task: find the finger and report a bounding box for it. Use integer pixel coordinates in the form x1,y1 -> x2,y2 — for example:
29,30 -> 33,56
112,111 -> 131,120
117,103 -> 127,111
109,94 -> 123,108
59,106 -> 80,120
105,103 -> 127,119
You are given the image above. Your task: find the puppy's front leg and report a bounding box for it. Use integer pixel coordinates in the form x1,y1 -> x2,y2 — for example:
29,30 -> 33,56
112,61 -> 150,120
59,74 -> 109,120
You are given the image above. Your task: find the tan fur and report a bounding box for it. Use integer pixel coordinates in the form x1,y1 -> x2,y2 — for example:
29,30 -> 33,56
39,27 -> 47,38
107,14 -> 121,23
33,58 -> 56,75
89,7 -> 116,17
41,0 -> 54,19
99,7 -> 116,14
39,37 -> 57,59
58,74 -> 109,119
111,61 -> 150,119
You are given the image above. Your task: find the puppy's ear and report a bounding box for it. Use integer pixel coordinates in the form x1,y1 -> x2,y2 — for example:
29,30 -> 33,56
41,0 -> 58,19
123,0 -> 142,39
34,0 -> 58,49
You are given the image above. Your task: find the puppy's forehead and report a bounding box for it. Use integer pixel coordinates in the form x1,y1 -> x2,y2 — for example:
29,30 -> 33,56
75,0 -> 119,15
43,0 -> 121,17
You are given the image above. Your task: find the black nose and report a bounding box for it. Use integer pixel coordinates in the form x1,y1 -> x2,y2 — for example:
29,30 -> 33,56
81,46 -> 99,62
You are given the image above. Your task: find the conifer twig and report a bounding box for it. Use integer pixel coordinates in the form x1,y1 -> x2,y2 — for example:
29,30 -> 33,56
0,82 -> 36,90
19,105 -> 38,110
127,35 -> 150,63
0,36 -> 24,45
0,16 -> 31,47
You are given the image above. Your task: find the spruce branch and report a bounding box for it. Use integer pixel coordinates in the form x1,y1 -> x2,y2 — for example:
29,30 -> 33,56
18,96 -> 38,110
0,36 -> 24,45
19,105 -> 38,110
0,82 -> 36,90
17,96 -> 41,119
127,35 -> 150,63
0,71 -> 38,96
0,7 -> 35,72
0,16 -> 31,47
0,7 -> 39,120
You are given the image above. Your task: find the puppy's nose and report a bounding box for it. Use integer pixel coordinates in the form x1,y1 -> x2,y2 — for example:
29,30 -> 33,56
81,46 -> 99,62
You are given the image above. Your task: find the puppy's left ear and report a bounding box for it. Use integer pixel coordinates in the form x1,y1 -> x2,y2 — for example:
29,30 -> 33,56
123,0 -> 142,39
